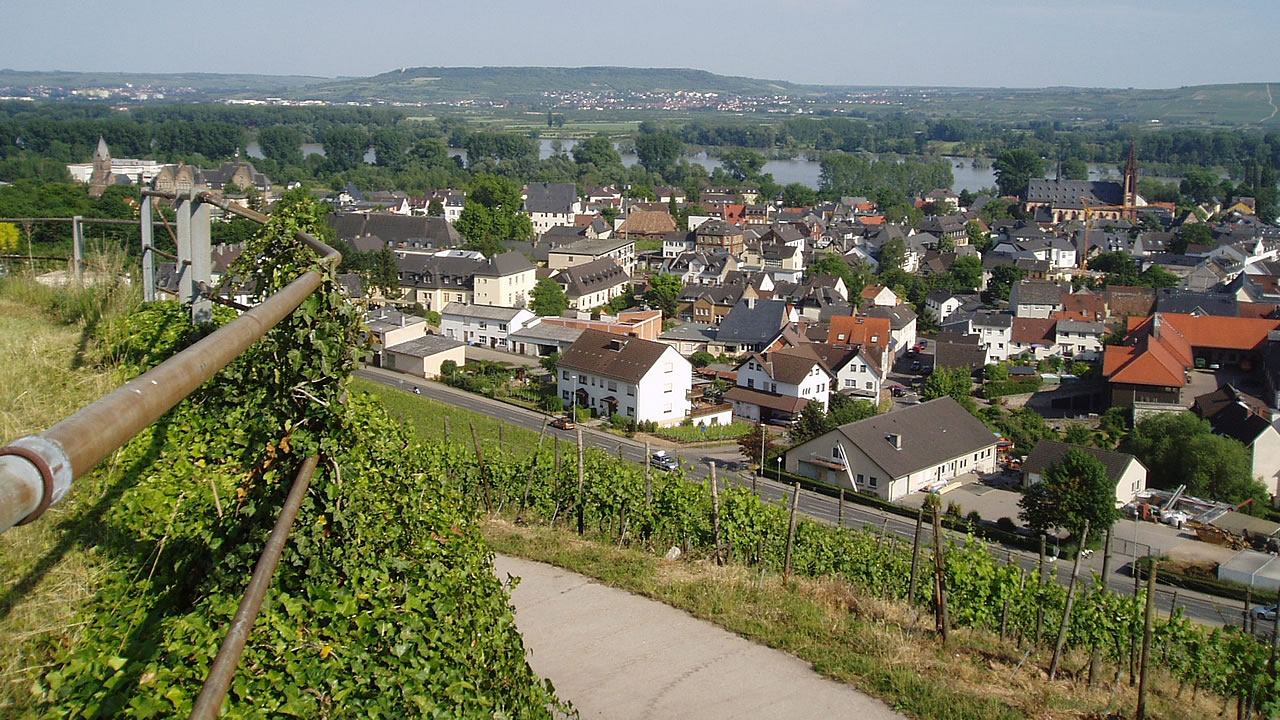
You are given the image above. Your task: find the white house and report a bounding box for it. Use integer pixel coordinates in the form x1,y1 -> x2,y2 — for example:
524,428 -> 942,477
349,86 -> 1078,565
1022,440 -> 1148,507
1054,319 -> 1105,361
1010,281 -> 1065,318
525,182 -> 582,234
866,305 -> 918,358
440,303 -> 537,350
925,289 -> 964,324
556,330 -> 692,426
784,397 -> 1000,501
471,251 -> 537,308
725,351 -> 832,423
971,310 -> 1014,362
384,335 -> 467,379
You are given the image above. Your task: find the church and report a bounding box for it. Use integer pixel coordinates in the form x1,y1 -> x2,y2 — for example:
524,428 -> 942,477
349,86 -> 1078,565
1022,143 -> 1142,223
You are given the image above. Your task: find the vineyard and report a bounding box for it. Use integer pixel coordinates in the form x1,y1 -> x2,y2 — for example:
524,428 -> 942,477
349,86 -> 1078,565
1,202 -> 565,717
421,414 -> 1280,719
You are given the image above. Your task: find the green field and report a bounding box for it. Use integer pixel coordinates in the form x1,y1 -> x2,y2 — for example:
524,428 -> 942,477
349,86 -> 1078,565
351,377 -> 545,457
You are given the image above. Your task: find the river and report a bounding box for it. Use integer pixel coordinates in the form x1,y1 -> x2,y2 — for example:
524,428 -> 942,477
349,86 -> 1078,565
245,138 -> 1135,194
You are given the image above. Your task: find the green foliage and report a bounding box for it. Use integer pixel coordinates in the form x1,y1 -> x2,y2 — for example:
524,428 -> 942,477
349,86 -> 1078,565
530,277 -> 569,317
1060,157 -> 1089,181
781,183 -> 818,207
27,199 -> 563,716
982,375 -> 1043,399
719,148 -> 766,181
981,264 -> 1025,304
978,406 -> 1055,458
455,174 -> 533,257
633,132 -> 682,177
807,254 -> 870,302
690,350 -> 716,368
948,255 -> 983,291
1124,412 -> 1268,507
654,422 -> 752,443
1019,448 -> 1118,538
818,152 -> 953,206
538,351 -> 560,376
0,222 -> 18,252
644,273 -> 683,319
257,124 -> 303,166
992,148 -> 1044,197
921,366 -> 973,406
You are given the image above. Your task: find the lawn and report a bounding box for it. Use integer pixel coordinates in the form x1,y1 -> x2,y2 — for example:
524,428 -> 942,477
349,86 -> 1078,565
351,377 -> 546,458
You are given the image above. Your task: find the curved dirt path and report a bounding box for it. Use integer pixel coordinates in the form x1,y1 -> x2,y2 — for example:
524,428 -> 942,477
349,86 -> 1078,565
495,554 -> 906,719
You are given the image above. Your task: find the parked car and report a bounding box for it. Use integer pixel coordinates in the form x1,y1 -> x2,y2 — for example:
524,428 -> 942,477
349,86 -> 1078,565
890,384 -> 907,397
650,451 -> 679,471
550,415 -> 575,430
911,360 -> 922,371
911,342 -> 926,353
1252,604 -> 1278,621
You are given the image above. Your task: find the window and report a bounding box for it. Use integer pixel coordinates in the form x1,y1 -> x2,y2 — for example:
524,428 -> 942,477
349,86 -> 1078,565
608,380 -> 617,392
857,473 -> 864,485
845,379 -> 855,388
663,403 -> 672,413
627,407 -> 635,417
499,323 -> 507,331
562,390 -> 570,400
664,362 -> 673,373
860,364 -> 867,373
664,383 -> 672,394
868,476 -> 878,488
865,381 -> 873,390
562,371 -> 570,380
627,385 -> 635,396
578,375 -> 587,385
832,446 -> 843,459
747,378 -> 755,389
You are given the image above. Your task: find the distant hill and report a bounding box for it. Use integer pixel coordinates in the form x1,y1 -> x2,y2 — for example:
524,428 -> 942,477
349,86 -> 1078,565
285,66 -> 822,102
1,66 -> 1277,128
0,69 -> 331,96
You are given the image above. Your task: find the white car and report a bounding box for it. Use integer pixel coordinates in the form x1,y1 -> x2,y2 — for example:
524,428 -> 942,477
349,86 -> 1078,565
1252,604 -> 1278,621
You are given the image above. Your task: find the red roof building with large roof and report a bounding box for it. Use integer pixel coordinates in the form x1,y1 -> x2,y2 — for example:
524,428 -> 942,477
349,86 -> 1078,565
1104,312 -> 1280,407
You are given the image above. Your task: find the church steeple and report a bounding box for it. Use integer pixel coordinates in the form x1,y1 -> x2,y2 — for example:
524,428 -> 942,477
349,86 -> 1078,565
1123,140 -> 1139,209
89,136 -> 112,198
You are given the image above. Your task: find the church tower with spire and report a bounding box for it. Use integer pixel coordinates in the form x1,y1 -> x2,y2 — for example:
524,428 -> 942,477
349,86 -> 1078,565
1122,140 -> 1139,215
88,136 -> 113,198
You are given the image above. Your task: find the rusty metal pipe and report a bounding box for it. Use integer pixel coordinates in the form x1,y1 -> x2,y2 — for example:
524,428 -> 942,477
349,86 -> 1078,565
187,454 -> 318,720
0,196 -> 340,534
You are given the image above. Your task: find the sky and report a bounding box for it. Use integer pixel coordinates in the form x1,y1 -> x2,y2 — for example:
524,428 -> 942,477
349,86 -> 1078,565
3,0 -> 1278,89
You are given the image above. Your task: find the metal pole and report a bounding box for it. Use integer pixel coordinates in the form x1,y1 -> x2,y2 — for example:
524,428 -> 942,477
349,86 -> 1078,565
188,455 -> 318,720
190,199 -> 212,324
140,195 -> 155,302
175,195 -> 194,309
71,215 -> 84,285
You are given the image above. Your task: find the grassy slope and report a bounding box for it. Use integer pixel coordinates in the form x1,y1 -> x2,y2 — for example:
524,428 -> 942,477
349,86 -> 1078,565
486,521 -> 1223,720
0,299 -> 125,711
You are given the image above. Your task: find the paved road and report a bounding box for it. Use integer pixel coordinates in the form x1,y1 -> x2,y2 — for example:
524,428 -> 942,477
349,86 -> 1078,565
495,554 -> 905,720
358,367 -> 1257,631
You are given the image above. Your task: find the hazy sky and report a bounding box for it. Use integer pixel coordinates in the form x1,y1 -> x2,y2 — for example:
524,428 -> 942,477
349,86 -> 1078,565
3,0 -> 1277,89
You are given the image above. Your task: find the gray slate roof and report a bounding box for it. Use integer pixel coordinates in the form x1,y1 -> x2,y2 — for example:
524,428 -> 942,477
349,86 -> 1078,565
1025,179 -> 1124,209
441,303 -> 528,322
329,213 -> 463,248
716,299 -> 790,346
827,397 -> 999,479
386,334 -> 465,358
558,329 -> 673,384
1021,440 -> 1143,484
474,250 -> 535,277
557,257 -> 630,298
525,182 -> 578,214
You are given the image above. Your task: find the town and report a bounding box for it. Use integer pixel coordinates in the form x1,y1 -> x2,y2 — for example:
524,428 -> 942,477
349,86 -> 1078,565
3,47 -> 1280,720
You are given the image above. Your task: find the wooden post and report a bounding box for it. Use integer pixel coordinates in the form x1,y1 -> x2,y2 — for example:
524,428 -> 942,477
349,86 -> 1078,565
576,426 -> 585,536
499,422 -> 504,456
710,462 -> 723,565
908,505 -> 924,603
1136,558 -> 1158,720
1269,612 -> 1280,681
643,440 -> 652,508
930,497 -> 950,646
516,419 -> 548,524
617,442 -> 624,460
1089,529 -> 1113,686
1049,520 -> 1090,681
838,489 -> 845,527
1035,534 -> 1047,645
470,423 -> 491,513
783,482 -> 800,582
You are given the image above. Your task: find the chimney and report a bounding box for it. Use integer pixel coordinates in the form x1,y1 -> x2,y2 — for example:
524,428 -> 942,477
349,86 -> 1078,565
887,433 -> 902,450
1151,313 -> 1161,338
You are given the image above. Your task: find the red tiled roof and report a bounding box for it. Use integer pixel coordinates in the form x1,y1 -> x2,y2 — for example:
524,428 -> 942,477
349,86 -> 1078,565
826,315 -> 891,348
1011,317 -> 1056,345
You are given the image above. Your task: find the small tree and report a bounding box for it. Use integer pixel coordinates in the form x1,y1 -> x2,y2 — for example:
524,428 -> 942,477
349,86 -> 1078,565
690,350 -> 715,368
529,278 -> 569,317
790,402 -> 832,445
644,273 -> 684,319
538,351 -> 560,377
1018,448 -> 1117,539
738,423 -> 781,471
440,360 -> 459,378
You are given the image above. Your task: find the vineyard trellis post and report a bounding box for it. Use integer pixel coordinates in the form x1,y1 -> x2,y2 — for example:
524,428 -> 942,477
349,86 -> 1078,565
1136,558 -> 1158,720
909,505 -> 924,603
930,497 -> 950,645
709,461 -> 722,565
1089,528 -> 1113,686
71,215 -> 84,285
644,440 -> 652,507
837,489 -> 844,527
784,482 -> 799,581
139,194 -> 156,302
516,419 -> 548,524
1036,534 -> 1047,645
470,423 -> 491,513
576,426 -> 585,536
1049,519 -> 1089,680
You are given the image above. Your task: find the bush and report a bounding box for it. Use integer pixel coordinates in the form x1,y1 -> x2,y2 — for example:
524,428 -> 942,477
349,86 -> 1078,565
996,516 -> 1018,533
425,310 -> 441,326
654,421 -> 752,443
983,377 -> 1043,399
574,406 -> 592,422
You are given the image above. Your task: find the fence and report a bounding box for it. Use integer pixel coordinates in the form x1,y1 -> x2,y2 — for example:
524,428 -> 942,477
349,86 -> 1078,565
0,190 -> 340,720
